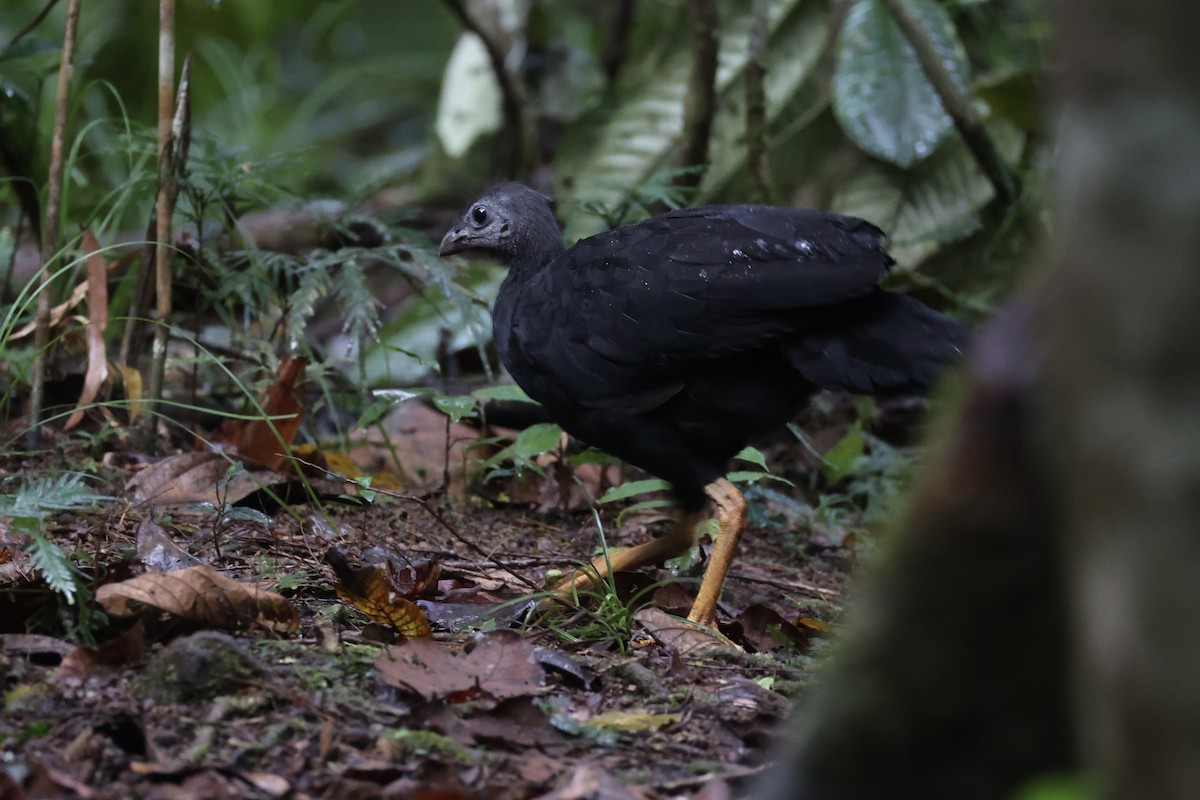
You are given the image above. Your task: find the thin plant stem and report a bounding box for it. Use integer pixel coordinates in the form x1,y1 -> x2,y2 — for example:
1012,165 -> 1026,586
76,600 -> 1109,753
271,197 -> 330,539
28,0 -> 82,449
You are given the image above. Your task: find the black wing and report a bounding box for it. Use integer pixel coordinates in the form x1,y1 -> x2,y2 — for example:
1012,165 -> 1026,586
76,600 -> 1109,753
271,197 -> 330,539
498,204 -> 895,413
563,204 -> 892,366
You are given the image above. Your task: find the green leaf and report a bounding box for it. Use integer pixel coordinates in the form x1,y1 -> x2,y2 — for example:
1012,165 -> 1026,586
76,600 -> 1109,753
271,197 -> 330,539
472,384 -> 535,402
223,507 -> 275,524
821,422 -> 866,485
361,256 -> 499,388
0,473 -> 106,518
598,479 -> 672,505
355,397 -> 401,429
833,0 -> 971,167
432,394 -> 479,423
734,446 -> 769,470
615,498 -> 675,525
1011,774 -> 1096,800
727,470 -> 794,487
514,423 -> 565,460
566,448 -> 621,468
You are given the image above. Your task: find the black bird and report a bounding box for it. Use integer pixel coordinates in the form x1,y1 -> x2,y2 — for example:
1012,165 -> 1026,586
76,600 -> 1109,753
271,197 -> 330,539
440,183 -> 968,628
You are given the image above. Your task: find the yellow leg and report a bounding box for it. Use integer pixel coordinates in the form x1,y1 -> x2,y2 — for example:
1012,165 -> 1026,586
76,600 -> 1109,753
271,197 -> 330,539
686,478 -> 748,628
552,510 -> 702,600
547,478 -> 747,630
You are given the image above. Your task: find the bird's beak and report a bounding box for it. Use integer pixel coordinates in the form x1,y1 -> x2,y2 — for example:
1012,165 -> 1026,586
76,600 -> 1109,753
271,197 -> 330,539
439,227 -> 468,257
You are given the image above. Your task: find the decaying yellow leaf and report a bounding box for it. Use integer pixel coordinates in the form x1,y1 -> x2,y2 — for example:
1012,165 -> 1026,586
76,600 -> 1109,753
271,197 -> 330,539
325,549 -> 432,639
587,710 -> 682,734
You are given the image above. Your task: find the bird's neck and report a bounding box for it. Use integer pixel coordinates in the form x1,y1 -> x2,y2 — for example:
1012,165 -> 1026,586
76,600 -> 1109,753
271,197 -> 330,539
509,208 -> 567,273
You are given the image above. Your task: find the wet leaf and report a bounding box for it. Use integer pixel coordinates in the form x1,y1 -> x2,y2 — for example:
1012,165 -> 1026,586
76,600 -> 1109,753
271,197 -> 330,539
432,394 -> 479,423
734,446 -> 769,470
833,0 -> 970,167
514,423 -> 564,460
472,384 -> 534,402
633,607 -> 733,656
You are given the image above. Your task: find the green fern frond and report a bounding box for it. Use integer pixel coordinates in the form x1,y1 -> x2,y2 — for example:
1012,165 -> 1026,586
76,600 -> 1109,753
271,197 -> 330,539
26,533 -> 79,605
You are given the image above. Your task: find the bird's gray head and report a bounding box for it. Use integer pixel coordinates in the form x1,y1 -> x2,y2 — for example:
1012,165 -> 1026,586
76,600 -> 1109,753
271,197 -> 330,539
438,182 -> 565,270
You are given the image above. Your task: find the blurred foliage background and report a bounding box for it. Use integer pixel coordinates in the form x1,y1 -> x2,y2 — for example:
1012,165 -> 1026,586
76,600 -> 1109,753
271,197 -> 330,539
0,0 -> 1050,432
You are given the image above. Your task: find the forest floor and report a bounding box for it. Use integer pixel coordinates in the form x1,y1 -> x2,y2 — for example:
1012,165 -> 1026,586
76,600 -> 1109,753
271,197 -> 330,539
0,394 -> 899,800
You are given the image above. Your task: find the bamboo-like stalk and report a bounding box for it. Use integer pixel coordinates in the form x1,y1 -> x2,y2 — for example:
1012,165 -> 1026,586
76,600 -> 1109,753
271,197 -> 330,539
144,0 -> 176,439
680,0 -> 719,189
745,0 -> 773,204
27,0 -> 82,449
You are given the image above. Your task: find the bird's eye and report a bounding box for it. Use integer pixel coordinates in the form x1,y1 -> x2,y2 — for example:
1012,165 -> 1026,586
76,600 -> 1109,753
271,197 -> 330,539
470,205 -> 488,227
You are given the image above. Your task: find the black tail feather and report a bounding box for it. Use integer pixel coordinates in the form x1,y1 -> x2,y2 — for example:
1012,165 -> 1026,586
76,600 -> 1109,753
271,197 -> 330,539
787,292 -> 969,394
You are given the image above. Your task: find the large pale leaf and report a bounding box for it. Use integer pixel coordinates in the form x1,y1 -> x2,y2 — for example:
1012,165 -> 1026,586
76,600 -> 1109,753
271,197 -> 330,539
833,0 -> 970,168
435,33 -> 503,158
557,0 -> 819,240
434,0 -> 532,158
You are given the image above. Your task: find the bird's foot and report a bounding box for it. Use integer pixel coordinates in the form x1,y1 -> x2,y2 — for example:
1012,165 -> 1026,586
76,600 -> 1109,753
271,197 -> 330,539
685,605 -> 718,631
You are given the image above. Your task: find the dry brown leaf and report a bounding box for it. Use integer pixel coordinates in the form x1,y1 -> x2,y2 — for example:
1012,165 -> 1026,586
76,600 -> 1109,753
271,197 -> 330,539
64,232 -> 110,431
326,549 -> 432,639
633,607 -> 735,656
224,356 -> 306,470
58,621 -> 146,679
127,451 -> 277,506
737,604 -> 816,653
534,763 -> 645,800
6,280 -> 87,341
375,630 -> 544,702
350,400 -> 488,494
96,564 -> 298,633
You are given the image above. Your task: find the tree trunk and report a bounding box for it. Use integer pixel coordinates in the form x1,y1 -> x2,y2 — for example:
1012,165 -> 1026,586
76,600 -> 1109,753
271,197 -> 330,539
759,0 -> 1200,796
1042,0 -> 1200,795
